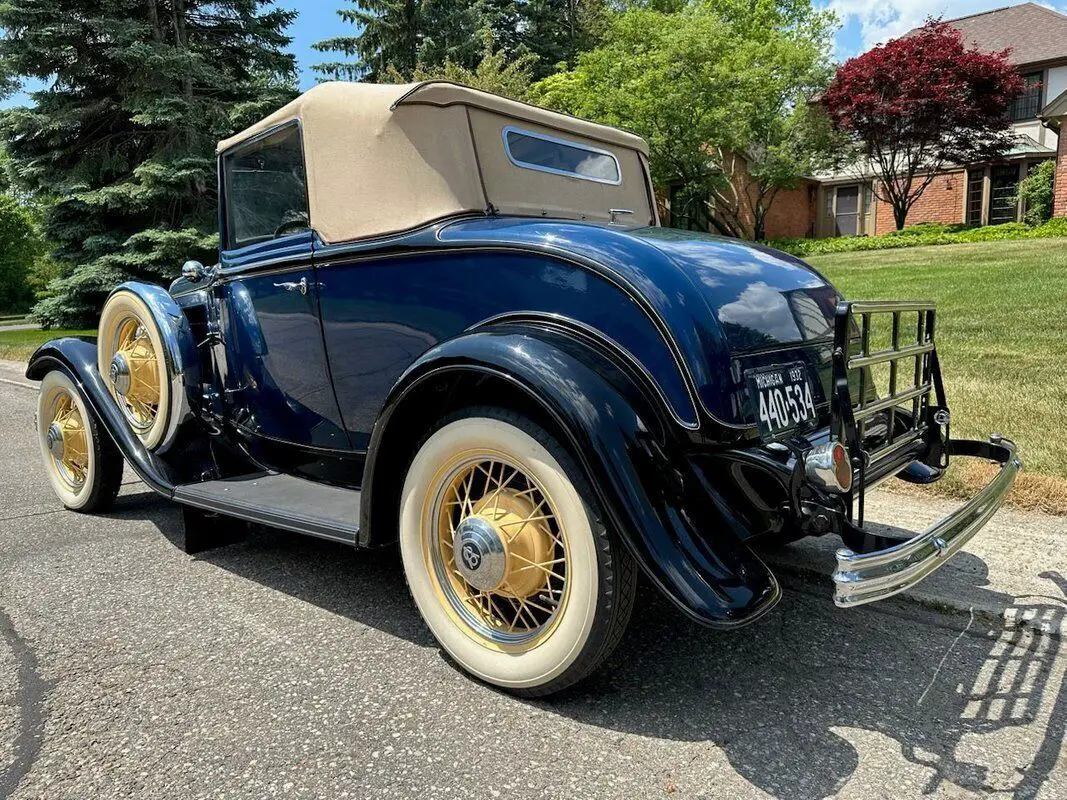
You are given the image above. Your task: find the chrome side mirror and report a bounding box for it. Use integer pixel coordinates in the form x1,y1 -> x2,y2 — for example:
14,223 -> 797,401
181,260 -> 218,283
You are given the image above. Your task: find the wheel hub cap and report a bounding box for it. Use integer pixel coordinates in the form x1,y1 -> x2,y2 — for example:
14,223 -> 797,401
46,422 -> 65,458
109,352 -> 131,397
453,516 -> 507,591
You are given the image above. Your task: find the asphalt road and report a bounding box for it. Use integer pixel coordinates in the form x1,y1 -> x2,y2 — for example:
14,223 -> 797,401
2,365 -> 1066,799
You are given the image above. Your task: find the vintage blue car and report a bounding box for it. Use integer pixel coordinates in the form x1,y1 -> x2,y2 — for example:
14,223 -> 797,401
28,82 -> 1020,696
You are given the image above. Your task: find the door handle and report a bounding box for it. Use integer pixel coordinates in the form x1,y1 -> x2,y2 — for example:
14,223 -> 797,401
273,277 -> 308,296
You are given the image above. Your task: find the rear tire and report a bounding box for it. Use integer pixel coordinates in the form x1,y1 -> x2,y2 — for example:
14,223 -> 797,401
37,370 -> 123,512
399,407 -> 636,697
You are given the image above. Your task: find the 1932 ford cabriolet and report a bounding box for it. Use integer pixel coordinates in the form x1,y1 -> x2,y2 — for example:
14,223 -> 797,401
28,82 -> 1020,696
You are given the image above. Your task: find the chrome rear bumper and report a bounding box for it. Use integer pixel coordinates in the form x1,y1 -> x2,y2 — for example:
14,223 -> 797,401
832,436 -> 1020,608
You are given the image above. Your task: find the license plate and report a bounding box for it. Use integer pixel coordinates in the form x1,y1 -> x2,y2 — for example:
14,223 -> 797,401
745,361 -> 818,439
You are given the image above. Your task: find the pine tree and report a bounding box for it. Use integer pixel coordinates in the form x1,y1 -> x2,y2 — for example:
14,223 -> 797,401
0,0 -> 298,328
521,0 -> 611,77
314,0 -> 422,81
315,0 -> 610,83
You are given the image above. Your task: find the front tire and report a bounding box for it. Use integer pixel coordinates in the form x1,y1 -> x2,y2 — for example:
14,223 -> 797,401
399,407 -> 636,696
37,370 -> 123,512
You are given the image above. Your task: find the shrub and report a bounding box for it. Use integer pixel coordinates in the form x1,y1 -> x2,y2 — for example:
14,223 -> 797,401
768,216 -> 1067,258
1017,160 -> 1056,226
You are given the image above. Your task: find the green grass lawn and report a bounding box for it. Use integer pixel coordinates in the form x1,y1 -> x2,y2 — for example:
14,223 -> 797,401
810,237 -> 1067,507
0,328 -> 95,362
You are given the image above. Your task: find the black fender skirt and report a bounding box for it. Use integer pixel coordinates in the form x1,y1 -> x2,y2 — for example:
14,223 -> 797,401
369,325 -> 781,629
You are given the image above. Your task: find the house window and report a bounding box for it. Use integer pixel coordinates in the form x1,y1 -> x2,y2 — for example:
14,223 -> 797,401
988,164 -> 1021,225
1010,72 -> 1043,121
834,185 -> 861,236
966,168 -> 985,225
668,183 -> 710,232
222,123 -> 310,250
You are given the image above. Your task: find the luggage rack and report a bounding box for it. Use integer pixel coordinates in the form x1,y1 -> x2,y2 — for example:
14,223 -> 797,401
830,300 -> 949,526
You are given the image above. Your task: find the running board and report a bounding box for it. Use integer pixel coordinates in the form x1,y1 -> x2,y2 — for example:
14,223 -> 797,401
173,472 -> 360,550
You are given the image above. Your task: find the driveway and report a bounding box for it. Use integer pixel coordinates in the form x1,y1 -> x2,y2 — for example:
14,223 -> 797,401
1,359 -> 1066,799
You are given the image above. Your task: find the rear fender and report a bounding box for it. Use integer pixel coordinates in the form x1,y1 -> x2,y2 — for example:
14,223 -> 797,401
363,325 -> 780,629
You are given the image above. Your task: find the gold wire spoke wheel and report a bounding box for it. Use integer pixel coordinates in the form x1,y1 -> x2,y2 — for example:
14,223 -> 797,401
44,390 -> 90,490
98,290 -> 171,450
428,453 -> 571,649
110,316 -> 161,433
37,370 -> 124,513
402,412 -> 635,694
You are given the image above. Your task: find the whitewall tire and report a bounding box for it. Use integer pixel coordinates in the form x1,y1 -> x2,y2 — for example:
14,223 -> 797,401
37,370 -> 123,512
399,407 -> 636,696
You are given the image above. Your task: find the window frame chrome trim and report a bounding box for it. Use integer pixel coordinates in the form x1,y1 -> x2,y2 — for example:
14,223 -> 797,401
501,125 -> 623,186
219,118 -> 312,252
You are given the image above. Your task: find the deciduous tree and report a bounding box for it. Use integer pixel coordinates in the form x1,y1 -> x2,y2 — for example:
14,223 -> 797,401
530,0 -> 837,239
823,20 -> 1024,231
0,195 -> 42,313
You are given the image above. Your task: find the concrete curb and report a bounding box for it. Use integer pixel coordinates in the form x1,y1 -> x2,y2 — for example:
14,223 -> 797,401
767,546 -> 1066,640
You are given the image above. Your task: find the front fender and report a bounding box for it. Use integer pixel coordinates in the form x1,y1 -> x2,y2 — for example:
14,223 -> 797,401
364,326 -> 780,629
26,337 -> 179,496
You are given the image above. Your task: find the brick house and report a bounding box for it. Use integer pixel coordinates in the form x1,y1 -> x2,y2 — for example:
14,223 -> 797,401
812,3 -> 1067,238
668,3 -> 1067,239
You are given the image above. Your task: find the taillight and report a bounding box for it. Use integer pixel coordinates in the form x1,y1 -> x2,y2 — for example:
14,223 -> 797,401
805,441 -> 853,493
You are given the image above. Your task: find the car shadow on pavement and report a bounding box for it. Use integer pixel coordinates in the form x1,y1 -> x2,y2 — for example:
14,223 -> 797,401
115,490 -> 1067,800
555,565 -> 1067,800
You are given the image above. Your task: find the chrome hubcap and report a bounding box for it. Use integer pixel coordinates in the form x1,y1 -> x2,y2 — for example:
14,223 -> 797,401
453,516 -> 507,591
109,352 -> 131,397
46,422 -> 65,458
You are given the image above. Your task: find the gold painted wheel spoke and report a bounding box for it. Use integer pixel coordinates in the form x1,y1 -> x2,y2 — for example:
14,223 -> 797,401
432,454 -> 570,643
46,390 -> 90,490
111,316 -> 160,431
508,552 -> 566,579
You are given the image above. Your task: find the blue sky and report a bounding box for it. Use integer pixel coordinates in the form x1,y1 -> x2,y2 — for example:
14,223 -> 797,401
3,0 -> 1065,107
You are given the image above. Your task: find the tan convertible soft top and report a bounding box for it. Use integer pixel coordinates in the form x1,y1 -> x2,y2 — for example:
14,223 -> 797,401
217,81 -> 656,244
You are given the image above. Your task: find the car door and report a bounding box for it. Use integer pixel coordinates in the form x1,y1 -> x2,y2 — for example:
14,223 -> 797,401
217,122 -> 350,454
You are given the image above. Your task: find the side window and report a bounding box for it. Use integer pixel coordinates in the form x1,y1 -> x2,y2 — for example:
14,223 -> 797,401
503,126 -> 621,184
223,124 -> 310,250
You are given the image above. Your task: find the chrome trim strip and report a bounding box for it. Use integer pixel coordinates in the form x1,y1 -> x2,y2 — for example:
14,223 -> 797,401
833,437 -> 1020,607
501,125 -> 623,186
218,260 -> 313,282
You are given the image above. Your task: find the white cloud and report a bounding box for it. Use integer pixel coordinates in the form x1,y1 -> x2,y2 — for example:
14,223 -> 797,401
828,0 -> 1067,57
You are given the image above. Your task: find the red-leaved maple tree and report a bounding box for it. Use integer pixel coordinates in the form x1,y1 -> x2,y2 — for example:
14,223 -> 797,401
823,20 -> 1025,230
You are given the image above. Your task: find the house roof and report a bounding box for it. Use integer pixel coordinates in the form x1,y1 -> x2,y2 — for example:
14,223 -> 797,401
1042,88 -> 1067,120
937,3 -> 1067,67
1002,133 -> 1056,156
